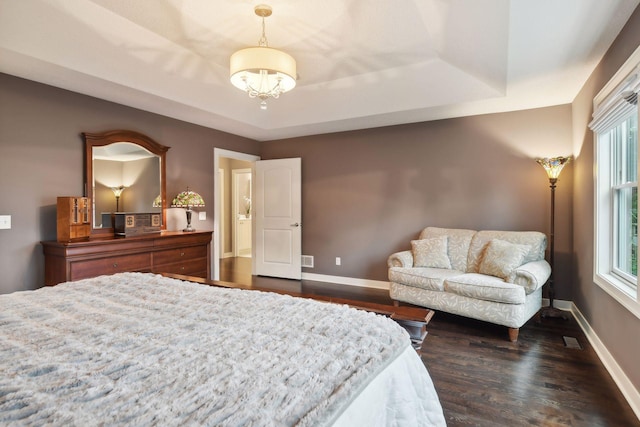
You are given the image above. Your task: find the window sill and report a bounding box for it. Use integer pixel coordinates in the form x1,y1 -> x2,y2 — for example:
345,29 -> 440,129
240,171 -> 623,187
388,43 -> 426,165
594,272 -> 640,320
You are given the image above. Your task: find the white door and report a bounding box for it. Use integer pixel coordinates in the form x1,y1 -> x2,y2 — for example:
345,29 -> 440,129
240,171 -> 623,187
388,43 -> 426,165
255,158 -> 301,279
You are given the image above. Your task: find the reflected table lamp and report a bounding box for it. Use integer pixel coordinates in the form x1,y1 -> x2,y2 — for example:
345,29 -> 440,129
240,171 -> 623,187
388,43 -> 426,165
111,185 -> 126,212
536,156 -> 571,319
171,187 -> 205,232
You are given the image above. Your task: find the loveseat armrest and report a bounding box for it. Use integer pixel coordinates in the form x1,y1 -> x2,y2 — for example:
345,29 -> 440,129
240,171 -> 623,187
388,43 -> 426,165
509,260 -> 552,294
388,250 -> 414,268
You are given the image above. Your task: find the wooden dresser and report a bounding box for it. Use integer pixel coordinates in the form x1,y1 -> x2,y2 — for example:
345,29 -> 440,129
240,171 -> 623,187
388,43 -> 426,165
41,231 -> 212,286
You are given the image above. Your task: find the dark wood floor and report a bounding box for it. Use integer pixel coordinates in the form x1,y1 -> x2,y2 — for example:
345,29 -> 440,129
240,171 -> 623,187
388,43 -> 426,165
219,257 -> 639,427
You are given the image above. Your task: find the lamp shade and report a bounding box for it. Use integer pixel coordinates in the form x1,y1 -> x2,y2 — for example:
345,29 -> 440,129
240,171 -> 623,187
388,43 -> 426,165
536,156 -> 571,180
229,4 -> 296,109
171,188 -> 205,208
111,186 -> 125,198
230,47 -> 297,94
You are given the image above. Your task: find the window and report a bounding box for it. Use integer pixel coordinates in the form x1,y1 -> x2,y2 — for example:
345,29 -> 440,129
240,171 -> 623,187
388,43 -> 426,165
591,46 -> 640,317
611,113 -> 637,281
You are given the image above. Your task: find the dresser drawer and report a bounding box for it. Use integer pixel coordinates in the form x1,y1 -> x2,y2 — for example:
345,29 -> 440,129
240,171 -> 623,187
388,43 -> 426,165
70,253 -> 152,281
152,258 -> 208,276
153,245 -> 207,265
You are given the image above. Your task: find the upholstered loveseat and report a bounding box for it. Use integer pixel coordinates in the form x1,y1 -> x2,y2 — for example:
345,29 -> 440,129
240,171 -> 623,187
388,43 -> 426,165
388,227 -> 551,342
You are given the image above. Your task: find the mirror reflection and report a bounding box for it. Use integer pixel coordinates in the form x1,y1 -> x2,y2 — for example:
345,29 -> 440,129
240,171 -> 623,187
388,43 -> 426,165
83,130 -> 169,236
92,143 -> 161,228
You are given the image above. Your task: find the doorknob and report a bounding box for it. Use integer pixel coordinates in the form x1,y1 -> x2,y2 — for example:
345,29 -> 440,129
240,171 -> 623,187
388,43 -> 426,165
291,222 -> 301,227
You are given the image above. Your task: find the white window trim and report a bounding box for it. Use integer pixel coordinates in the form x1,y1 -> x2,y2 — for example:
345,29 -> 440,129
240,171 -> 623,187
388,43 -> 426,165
591,44 -> 640,320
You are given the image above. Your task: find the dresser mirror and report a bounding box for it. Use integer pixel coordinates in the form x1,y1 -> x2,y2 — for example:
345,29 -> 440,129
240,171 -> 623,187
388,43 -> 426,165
83,130 -> 169,236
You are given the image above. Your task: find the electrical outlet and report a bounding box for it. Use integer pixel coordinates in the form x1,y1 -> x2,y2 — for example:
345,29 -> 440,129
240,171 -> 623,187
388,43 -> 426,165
335,257 -> 341,266
198,211 -> 206,220
0,215 -> 11,230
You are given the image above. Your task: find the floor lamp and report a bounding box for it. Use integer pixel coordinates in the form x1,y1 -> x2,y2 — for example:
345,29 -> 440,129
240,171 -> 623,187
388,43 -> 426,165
536,156 -> 571,319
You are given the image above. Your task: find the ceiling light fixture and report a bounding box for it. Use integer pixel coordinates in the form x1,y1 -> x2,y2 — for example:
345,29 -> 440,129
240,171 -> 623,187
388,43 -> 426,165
230,4 -> 296,110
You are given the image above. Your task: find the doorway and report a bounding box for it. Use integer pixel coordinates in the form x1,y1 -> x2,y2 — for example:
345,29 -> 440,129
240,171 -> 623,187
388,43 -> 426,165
213,149 -> 259,281
232,168 -> 252,258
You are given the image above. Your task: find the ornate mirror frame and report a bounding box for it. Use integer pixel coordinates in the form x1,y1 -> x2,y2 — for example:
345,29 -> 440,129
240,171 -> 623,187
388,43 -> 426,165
82,130 -> 170,236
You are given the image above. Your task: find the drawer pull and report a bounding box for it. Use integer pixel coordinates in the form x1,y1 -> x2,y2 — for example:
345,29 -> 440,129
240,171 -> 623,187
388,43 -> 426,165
181,266 -> 185,271
113,263 -> 118,268
180,252 -> 185,257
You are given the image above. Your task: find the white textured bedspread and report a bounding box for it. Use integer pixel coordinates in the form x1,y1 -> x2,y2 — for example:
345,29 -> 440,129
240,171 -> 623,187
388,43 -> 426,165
0,273 -> 445,426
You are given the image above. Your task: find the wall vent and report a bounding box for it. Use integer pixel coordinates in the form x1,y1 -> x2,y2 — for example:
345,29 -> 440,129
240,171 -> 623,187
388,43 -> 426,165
301,255 -> 314,268
563,336 -> 582,350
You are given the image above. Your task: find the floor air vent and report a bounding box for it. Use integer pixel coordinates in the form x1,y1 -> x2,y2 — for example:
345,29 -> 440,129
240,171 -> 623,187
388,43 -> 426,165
563,336 -> 583,350
301,255 -> 314,268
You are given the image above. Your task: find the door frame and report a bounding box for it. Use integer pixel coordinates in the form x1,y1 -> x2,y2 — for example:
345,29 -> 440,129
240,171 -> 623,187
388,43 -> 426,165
213,148 -> 260,280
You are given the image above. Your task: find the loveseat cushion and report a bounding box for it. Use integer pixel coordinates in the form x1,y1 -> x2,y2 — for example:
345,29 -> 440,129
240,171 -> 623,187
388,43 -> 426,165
419,227 -> 476,272
444,273 -> 526,304
389,267 -> 464,292
467,230 -> 547,273
478,239 -> 530,280
411,236 -> 451,269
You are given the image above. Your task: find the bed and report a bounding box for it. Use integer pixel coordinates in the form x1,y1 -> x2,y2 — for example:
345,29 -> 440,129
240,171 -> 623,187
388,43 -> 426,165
0,272 -> 446,426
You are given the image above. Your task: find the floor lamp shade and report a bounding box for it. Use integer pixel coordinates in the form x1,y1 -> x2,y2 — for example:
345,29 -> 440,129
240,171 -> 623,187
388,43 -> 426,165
536,156 -> 571,181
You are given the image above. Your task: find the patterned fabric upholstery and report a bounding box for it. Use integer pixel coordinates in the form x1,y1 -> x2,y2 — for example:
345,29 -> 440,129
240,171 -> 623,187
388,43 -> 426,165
387,250 -> 414,268
419,227 -> 476,272
411,236 -> 451,269
389,267 -> 464,292
444,273 -> 526,304
389,283 -> 543,329
388,227 -> 551,333
509,260 -> 552,294
467,230 -> 547,273
478,239 -> 531,280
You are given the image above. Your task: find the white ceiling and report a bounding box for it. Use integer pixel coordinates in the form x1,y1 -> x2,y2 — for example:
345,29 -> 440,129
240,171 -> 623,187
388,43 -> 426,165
1,0 -> 639,141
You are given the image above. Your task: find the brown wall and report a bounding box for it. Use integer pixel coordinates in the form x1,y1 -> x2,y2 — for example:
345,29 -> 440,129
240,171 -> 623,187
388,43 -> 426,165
571,6 -> 640,390
0,70 -> 574,297
0,73 -> 259,294
262,105 -> 574,295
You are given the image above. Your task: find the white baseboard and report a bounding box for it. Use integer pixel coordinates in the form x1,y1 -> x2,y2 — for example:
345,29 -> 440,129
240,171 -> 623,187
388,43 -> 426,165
541,298 -> 573,311
222,252 -> 233,258
570,303 -> 640,421
301,272 -> 390,290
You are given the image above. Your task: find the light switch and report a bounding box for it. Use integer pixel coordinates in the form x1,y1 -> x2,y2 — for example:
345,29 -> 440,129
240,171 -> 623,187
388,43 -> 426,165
0,215 -> 11,230
198,211 -> 206,220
